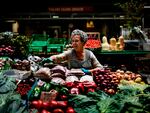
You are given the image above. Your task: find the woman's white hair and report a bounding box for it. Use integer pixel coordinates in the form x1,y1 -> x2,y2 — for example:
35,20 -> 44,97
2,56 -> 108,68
71,29 -> 88,44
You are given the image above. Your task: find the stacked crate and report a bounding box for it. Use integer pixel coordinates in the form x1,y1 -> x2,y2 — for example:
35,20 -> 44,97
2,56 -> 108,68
47,38 -> 66,54
28,34 -> 49,54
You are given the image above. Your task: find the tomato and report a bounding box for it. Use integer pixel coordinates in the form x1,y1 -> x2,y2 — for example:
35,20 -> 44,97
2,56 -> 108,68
31,100 -> 43,109
87,88 -> 95,93
84,39 -> 101,49
31,100 -> 38,108
42,101 -> 50,109
49,100 -> 58,109
66,107 -> 76,113
60,95 -> 68,100
52,108 -> 64,113
65,82 -> 74,88
76,82 -> 84,93
37,100 -> 43,108
57,101 -> 68,108
41,109 -> 51,113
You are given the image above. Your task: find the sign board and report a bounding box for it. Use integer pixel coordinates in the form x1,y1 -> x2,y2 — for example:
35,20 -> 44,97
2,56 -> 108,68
84,32 -> 101,49
48,6 -> 93,12
86,32 -> 100,40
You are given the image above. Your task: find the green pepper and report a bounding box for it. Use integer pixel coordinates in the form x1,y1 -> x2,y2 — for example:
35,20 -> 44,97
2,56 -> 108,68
34,86 -> 41,92
42,83 -> 51,91
60,87 -> 69,95
32,86 -> 41,99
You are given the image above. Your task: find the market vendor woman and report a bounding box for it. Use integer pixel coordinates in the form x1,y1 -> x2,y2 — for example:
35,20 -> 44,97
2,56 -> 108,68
42,29 -> 103,75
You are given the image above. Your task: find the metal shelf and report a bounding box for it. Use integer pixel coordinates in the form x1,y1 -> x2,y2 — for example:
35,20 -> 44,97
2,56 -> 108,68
95,50 -> 150,55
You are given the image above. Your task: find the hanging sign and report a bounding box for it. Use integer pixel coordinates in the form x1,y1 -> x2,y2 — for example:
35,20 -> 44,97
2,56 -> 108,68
48,6 -> 93,12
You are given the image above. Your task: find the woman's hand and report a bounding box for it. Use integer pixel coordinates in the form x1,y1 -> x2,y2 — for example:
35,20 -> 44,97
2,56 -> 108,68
81,68 -> 91,75
41,57 -> 53,65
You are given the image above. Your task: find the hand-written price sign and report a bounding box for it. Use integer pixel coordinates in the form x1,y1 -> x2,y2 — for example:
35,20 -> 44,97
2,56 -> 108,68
84,32 -> 101,49
86,32 -> 100,40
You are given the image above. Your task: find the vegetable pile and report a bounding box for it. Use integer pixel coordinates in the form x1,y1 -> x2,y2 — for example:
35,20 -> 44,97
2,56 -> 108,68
1,55 -> 150,113
84,39 -> 101,49
68,82 -> 150,113
28,81 -> 76,113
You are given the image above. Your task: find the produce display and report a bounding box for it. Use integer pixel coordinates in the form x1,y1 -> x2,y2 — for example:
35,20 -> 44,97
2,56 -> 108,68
0,31 -> 150,113
0,55 -> 149,113
0,45 -> 14,56
84,39 -> 101,49
101,35 -> 125,51
0,31 -> 31,58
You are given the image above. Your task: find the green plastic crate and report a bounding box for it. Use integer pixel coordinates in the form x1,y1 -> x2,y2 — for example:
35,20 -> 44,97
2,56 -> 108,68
47,44 -> 64,53
32,34 -> 49,41
47,38 -> 66,53
48,38 -> 66,44
28,34 -> 49,53
29,41 -> 47,53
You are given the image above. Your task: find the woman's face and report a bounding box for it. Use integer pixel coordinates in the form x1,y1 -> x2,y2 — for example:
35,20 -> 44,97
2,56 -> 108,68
71,35 -> 84,51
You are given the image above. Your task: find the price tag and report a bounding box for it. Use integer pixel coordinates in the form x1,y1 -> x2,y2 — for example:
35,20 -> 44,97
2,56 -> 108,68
40,89 -> 58,102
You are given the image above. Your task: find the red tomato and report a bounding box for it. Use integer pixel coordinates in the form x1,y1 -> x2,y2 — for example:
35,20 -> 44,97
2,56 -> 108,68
66,107 -> 76,113
87,88 -> 95,93
49,100 -> 58,109
60,95 -> 68,100
37,100 -> 43,108
41,109 -> 51,113
57,101 -> 68,108
52,108 -> 64,113
31,100 -> 38,108
42,101 -> 50,109
65,82 -> 74,88
31,100 -> 42,109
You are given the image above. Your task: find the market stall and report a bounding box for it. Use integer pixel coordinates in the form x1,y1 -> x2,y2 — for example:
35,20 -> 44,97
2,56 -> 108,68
0,32 -> 150,113
0,56 -> 150,113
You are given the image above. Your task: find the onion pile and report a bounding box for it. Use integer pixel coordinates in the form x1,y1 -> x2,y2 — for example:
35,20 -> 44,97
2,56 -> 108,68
93,69 -> 120,94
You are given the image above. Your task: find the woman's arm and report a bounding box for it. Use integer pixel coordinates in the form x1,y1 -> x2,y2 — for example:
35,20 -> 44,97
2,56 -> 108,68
89,51 -> 104,73
50,53 -> 66,63
50,50 -> 71,63
81,50 -> 104,75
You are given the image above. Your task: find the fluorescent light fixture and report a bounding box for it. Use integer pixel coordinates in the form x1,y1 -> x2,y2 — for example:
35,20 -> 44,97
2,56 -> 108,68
52,16 -> 59,18
119,15 -> 124,18
5,20 -> 16,23
144,6 -> 150,8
